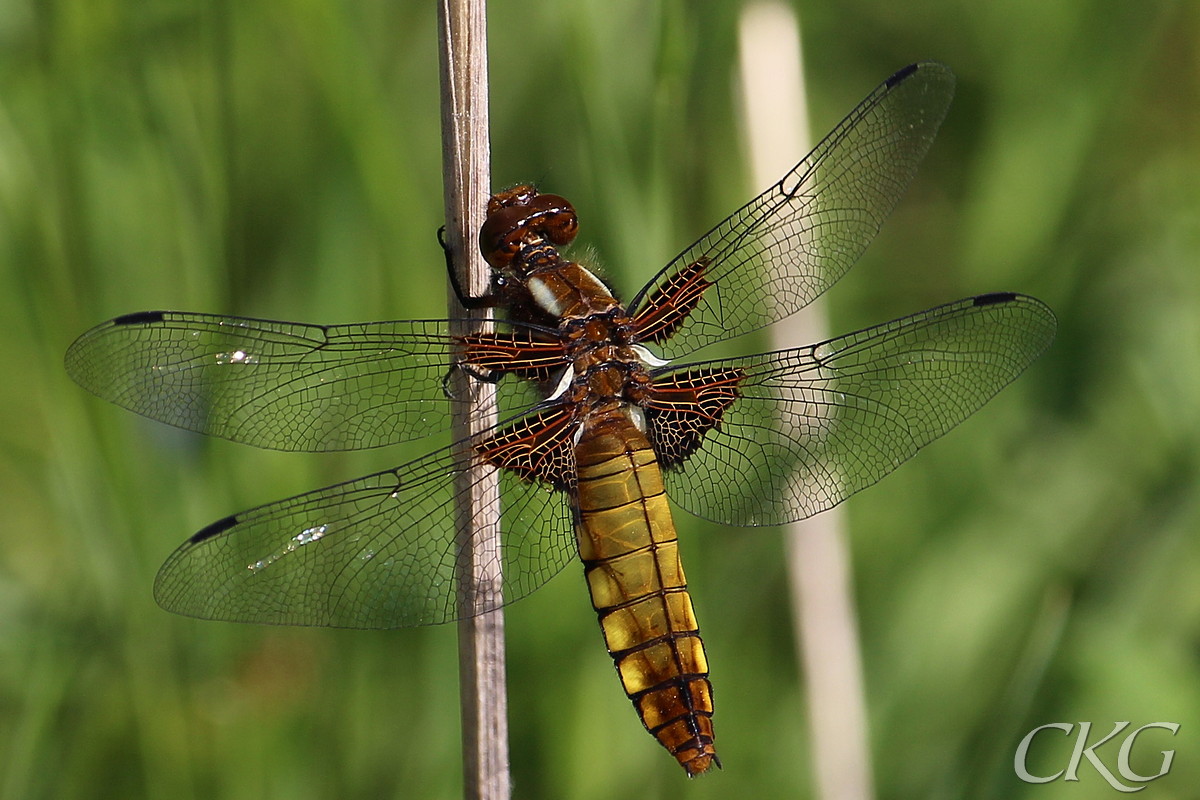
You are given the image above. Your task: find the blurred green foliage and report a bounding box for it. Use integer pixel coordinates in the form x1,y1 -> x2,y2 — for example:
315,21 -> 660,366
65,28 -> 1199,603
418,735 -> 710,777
3,0 -> 1198,798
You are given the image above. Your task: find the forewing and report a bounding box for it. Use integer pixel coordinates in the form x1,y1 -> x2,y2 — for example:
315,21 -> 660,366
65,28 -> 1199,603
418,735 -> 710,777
153,440 -> 577,628
65,311 -> 544,451
629,62 -> 956,358
651,294 -> 1056,526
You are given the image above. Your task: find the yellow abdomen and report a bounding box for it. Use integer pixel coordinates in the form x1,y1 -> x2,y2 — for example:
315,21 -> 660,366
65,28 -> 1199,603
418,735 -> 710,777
574,418 -> 718,776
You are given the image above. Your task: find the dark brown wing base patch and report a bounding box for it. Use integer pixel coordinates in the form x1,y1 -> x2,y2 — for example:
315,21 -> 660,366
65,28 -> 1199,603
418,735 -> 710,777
646,368 -> 744,469
458,330 -> 567,384
631,258 -> 712,344
475,407 -> 578,490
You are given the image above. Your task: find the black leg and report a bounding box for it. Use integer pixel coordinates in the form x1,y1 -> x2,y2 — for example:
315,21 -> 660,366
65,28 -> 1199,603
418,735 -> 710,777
440,226 -> 495,310
441,362 -> 503,401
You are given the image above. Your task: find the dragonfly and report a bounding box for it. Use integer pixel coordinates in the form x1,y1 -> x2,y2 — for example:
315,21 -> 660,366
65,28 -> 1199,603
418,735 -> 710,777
66,62 -> 1056,776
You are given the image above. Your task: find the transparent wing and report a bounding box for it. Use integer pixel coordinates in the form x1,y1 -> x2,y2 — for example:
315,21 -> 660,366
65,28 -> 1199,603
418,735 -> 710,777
153,440 -> 577,628
628,61 -> 956,358
650,294 -> 1056,526
65,311 -> 546,452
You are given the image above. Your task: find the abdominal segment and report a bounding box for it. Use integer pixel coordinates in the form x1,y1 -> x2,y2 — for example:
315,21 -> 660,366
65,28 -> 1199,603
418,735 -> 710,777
573,421 -> 719,776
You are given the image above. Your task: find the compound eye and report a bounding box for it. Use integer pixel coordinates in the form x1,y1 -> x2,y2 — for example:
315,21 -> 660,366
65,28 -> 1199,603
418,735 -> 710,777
486,184 -> 537,215
479,204 -> 529,267
479,187 -> 577,266
531,194 -> 578,246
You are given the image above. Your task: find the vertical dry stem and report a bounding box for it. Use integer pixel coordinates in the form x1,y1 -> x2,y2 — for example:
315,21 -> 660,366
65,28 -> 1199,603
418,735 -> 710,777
436,1 -> 509,798
738,4 -> 875,799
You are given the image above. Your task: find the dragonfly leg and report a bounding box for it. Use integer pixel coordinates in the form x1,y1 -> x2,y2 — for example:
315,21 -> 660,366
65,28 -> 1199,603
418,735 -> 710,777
440,226 -> 501,310
441,362 -> 502,401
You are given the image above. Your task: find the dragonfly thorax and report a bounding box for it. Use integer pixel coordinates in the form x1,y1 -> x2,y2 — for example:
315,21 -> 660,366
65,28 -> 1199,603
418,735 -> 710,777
525,262 -> 619,320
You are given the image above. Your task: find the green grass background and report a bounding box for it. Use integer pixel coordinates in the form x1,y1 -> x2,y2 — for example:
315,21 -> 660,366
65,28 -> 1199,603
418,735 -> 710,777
3,0 -> 1198,798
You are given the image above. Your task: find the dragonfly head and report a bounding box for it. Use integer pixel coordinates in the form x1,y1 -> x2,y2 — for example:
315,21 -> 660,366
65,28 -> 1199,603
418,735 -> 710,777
480,184 -> 579,270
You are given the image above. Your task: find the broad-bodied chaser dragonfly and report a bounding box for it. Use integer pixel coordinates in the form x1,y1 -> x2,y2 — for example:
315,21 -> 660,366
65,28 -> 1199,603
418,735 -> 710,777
66,62 -> 1055,775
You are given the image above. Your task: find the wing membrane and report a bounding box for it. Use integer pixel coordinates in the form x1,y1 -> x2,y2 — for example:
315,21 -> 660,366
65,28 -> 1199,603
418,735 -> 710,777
651,294 -> 1056,526
153,438 -> 576,628
65,312 -> 546,452
629,62 -> 956,358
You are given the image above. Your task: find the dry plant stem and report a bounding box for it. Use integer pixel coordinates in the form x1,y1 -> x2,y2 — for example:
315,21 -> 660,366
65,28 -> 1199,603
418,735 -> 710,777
437,1 -> 510,798
738,4 -> 874,799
